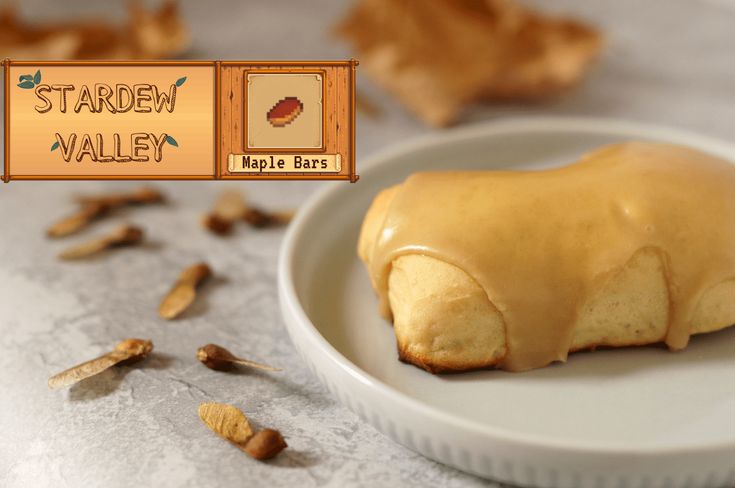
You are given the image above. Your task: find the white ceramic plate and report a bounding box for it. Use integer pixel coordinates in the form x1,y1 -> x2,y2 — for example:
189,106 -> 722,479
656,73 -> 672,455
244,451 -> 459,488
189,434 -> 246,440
278,118 -> 735,488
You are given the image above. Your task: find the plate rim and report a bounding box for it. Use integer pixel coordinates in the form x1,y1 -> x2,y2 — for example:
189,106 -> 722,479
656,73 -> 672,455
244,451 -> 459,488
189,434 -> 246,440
278,116 -> 735,459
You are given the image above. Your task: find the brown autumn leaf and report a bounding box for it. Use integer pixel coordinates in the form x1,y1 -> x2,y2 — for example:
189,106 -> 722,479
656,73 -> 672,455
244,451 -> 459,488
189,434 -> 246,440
58,224 -> 144,260
335,0 -> 602,127
48,338 -> 153,389
0,0 -> 188,60
159,262 -> 212,319
197,344 -> 281,372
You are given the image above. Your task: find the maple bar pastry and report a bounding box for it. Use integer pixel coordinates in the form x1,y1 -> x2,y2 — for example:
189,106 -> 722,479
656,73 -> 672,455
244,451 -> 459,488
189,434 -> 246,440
358,142 -> 735,373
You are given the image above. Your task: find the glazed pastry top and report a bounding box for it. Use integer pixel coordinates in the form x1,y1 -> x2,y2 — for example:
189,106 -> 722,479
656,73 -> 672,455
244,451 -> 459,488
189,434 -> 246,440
368,142 -> 735,371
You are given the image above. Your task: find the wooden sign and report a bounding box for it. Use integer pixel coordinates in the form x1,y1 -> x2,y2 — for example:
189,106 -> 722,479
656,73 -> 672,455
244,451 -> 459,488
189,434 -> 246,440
2,60 -> 357,182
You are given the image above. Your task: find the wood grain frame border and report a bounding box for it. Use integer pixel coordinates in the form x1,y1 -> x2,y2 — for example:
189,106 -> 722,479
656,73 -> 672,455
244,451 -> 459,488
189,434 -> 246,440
1,59 -> 357,182
219,59 -> 357,182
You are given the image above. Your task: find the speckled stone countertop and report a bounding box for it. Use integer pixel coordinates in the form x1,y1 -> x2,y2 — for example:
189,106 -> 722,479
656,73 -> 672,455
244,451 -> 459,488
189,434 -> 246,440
2,1 -> 735,487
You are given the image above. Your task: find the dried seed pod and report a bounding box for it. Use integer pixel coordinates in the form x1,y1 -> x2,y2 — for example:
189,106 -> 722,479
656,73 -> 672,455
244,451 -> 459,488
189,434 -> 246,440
202,214 -> 234,236
128,186 -> 165,205
75,186 -> 165,207
212,189 -> 248,221
242,208 -> 294,228
202,189 -> 248,236
48,338 -> 153,389
244,429 -> 288,460
198,402 -> 287,461
49,187 -> 164,239
197,344 -> 280,372
202,189 -> 294,234
159,262 -> 212,319
47,201 -> 111,238
57,224 -> 144,260
198,402 -> 254,445
270,210 -> 295,225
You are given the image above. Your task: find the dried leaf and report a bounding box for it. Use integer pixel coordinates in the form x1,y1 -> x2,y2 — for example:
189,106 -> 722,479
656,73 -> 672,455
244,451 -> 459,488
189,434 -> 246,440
48,338 -> 153,389
197,344 -> 280,372
58,224 -> 144,260
243,429 -> 288,460
336,0 -> 602,126
159,262 -> 211,319
198,402 -> 254,446
0,1 -> 188,60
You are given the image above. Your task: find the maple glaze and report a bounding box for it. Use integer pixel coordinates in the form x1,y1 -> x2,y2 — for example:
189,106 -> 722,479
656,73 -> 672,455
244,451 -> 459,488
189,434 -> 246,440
368,142 -> 735,371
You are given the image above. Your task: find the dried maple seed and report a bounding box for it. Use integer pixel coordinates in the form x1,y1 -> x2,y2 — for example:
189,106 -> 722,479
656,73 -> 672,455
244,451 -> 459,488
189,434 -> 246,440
202,189 -> 294,234
198,402 -> 254,445
48,338 -> 153,389
242,207 -> 271,228
159,262 -> 212,319
47,201 -> 111,238
198,403 -> 287,461
128,186 -> 165,204
49,186 -> 164,238
76,186 -> 165,207
202,189 -> 248,236
213,189 -> 249,221
244,429 -> 288,460
202,214 -> 234,236
242,208 -> 294,228
58,224 -> 144,260
197,344 -> 281,372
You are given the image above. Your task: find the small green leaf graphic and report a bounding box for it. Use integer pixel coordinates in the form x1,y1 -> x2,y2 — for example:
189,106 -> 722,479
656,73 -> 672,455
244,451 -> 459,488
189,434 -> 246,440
51,141 -> 60,151
33,69 -> 41,84
17,80 -> 34,89
19,74 -> 32,82
165,135 -> 178,147
175,76 -> 187,87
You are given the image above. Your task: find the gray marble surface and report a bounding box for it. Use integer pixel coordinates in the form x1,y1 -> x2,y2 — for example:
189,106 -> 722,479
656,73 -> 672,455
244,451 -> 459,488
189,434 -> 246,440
1,1 -> 735,487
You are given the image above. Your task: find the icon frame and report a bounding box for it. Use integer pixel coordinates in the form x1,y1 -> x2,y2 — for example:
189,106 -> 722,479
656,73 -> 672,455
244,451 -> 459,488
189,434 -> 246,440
243,69 -> 327,153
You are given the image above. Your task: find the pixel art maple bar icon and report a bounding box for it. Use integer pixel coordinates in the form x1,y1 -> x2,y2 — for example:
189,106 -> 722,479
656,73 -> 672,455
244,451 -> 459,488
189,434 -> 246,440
267,97 -> 303,127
